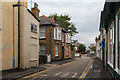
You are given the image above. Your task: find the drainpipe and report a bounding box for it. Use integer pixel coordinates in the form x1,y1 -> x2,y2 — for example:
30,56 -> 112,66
12,1 -> 21,69
13,7 -> 15,70
18,0 -> 20,69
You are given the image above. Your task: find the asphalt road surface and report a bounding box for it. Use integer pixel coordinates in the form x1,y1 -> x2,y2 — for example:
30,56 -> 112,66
21,57 -> 92,80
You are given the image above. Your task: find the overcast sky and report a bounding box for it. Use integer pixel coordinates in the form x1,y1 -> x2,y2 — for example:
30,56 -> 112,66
29,0 -> 105,47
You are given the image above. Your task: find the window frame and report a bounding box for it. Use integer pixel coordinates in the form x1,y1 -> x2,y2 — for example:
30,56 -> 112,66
31,23 -> 37,33
118,13 -> 120,69
108,22 -> 114,67
55,44 -> 59,57
40,26 -> 46,39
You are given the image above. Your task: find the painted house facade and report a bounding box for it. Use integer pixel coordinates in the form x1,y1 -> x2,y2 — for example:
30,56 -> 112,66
0,1 -> 40,71
39,15 -> 71,63
99,1 -> 120,79
95,36 -> 100,58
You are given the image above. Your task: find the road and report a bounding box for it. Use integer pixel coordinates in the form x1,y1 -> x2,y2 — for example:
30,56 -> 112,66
20,57 -> 92,80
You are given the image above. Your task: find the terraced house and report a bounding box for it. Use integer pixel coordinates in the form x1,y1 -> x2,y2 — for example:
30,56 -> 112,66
0,1 -> 40,71
39,15 -> 71,63
99,1 -> 120,79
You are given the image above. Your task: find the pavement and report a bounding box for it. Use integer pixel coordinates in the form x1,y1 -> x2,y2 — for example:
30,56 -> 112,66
2,59 -> 75,80
85,58 -> 115,80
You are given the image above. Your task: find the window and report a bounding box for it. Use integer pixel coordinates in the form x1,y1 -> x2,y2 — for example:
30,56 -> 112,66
40,44 -> 46,56
31,23 -> 37,32
62,33 -> 64,42
55,28 -> 57,39
66,46 -> 69,56
118,13 -> 120,69
54,27 -> 62,40
55,44 -> 59,57
66,33 -> 71,43
40,26 -> 46,38
108,22 -> 114,65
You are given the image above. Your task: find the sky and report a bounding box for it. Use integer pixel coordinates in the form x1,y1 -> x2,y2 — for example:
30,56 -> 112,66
28,0 -> 105,47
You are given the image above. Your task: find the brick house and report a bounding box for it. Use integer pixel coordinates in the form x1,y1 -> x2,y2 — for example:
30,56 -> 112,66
39,15 -> 71,63
62,29 -> 71,59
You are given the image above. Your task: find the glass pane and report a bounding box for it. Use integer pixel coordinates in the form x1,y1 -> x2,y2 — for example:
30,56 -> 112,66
31,23 -> 33,31
34,25 -> 37,32
109,27 -> 113,64
55,45 -> 58,56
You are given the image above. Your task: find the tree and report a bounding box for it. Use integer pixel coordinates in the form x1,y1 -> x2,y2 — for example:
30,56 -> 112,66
71,40 -> 78,50
77,43 -> 86,53
89,45 -> 96,52
48,14 -> 78,36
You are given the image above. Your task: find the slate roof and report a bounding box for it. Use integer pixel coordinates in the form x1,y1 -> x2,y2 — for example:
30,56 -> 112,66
39,15 -> 69,33
39,15 -> 56,26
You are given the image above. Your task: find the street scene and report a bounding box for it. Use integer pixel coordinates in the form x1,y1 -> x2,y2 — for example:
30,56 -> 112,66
0,0 -> 120,80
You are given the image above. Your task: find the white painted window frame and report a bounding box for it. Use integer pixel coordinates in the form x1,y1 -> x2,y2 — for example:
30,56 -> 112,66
40,26 -> 46,38
107,22 -> 114,68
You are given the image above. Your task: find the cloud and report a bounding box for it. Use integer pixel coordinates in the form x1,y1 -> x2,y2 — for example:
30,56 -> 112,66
35,1 -> 105,47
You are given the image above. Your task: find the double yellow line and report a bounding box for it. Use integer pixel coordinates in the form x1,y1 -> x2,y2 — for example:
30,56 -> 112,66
79,59 -> 93,80
21,59 -> 79,79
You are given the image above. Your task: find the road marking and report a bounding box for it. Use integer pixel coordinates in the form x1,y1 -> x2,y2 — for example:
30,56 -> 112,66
62,73 -> 69,77
72,73 -> 77,78
79,58 -> 93,80
55,72 -> 61,76
23,59 -> 80,79
40,74 -> 47,76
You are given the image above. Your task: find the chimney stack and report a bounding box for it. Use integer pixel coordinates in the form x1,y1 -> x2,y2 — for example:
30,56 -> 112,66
49,17 -> 55,23
31,3 -> 40,19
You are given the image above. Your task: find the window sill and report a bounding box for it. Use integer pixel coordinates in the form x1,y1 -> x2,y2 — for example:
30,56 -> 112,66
30,59 -> 37,62
66,43 -> 71,44
115,68 -> 120,75
66,55 -> 69,57
55,56 -> 59,58
31,31 -> 37,33
39,38 -> 46,40
107,62 -> 113,68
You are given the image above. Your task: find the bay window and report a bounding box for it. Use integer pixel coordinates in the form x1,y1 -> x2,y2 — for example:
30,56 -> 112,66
66,33 -> 71,43
54,27 -> 62,40
62,33 -> 64,42
40,26 -> 46,38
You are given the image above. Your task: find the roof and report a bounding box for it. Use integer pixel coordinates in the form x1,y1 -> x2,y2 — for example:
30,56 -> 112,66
39,15 -> 57,26
39,15 -> 70,33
